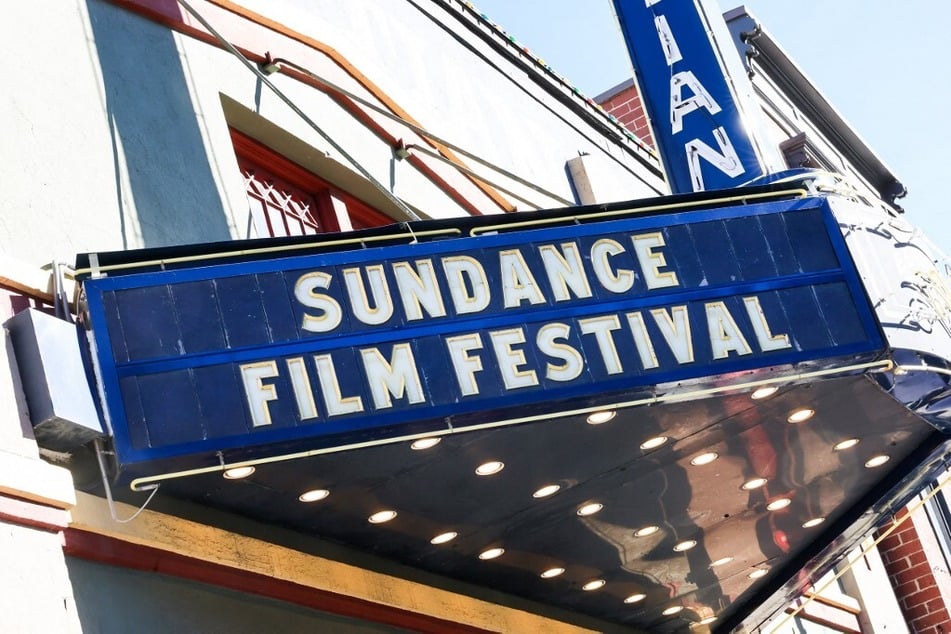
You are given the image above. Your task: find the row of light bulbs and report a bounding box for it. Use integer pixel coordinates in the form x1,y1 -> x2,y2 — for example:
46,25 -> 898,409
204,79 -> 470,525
219,385 -> 895,624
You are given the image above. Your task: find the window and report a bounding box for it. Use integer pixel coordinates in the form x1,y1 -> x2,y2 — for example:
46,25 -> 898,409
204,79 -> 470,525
231,130 -> 393,238
923,470 -> 951,572
779,132 -> 836,172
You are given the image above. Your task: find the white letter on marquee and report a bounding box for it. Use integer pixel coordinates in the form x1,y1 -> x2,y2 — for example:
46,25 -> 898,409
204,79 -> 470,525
654,14 -> 682,66
651,306 -> 694,364
626,311 -> 660,370
686,126 -> 745,191
743,297 -> 792,352
446,333 -> 484,396
313,354 -> 364,416
706,301 -> 753,359
670,70 -> 722,134
240,361 -> 279,427
295,271 -> 342,333
393,259 -> 447,321
443,256 -> 490,315
490,328 -> 539,390
591,239 -> 634,293
343,265 -> 394,326
632,232 -> 679,290
579,315 -> 624,375
537,323 -> 583,382
360,344 -> 425,410
286,357 -> 319,420
499,249 -> 546,308
539,243 -> 593,302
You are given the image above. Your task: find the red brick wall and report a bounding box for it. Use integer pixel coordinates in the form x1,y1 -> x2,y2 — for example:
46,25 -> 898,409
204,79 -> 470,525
597,84 -> 655,149
876,508 -> 951,633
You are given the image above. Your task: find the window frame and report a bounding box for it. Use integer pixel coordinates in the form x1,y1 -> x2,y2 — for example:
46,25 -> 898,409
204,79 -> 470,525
230,129 -> 393,236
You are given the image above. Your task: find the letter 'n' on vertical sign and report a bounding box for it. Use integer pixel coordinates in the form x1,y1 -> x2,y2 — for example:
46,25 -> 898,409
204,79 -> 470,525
611,0 -> 783,193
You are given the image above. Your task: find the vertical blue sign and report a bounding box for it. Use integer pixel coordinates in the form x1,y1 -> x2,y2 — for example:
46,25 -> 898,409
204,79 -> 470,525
612,0 -> 777,192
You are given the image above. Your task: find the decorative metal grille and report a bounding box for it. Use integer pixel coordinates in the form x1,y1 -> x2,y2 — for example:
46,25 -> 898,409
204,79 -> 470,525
232,129 -> 393,237
240,162 -> 322,238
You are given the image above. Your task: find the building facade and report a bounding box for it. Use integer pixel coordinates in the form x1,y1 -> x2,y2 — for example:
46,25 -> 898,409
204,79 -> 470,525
599,6 -> 951,632
2,1 -> 950,632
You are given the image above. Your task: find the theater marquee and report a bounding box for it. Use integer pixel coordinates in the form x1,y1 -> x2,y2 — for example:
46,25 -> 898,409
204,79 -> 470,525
81,195 -> 884,485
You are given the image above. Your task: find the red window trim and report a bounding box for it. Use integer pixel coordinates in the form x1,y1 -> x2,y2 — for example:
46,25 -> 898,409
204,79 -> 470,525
63,528 -> 494,634
231,129 -> 394,233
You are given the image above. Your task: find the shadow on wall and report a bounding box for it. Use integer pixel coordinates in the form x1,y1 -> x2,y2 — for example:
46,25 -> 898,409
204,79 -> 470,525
86,0 -> 233,249
65,557 -> 404,633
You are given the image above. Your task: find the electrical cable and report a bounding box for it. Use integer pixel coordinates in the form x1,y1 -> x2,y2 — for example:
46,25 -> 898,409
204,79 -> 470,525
176,0 -> 422,222
407,0 -> 665,190
265,56 -> 573,207
95,438 -> 160,523
183,0 -> 662,214
404,143 -> 544,209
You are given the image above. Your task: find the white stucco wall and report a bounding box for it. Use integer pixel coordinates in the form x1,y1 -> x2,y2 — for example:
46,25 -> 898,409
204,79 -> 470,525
0,0 -> 664,276
0,6 -> 663,628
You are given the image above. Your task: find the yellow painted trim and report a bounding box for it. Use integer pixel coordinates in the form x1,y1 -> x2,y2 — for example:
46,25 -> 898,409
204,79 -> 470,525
70,491 -> 597,633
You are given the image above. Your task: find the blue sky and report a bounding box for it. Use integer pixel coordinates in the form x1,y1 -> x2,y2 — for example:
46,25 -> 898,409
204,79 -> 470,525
472,1 -> 950,254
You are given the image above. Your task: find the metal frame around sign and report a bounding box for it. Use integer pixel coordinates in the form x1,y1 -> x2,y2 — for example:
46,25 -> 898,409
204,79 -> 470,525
81,196 -> 886,486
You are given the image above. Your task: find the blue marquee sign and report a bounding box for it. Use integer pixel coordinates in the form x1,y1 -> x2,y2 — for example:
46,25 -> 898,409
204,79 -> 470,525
82,197 -> 884,483
612,0 -> 777,193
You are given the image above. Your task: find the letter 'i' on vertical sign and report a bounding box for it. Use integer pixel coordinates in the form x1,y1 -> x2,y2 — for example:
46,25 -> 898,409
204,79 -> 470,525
611,0 -> 783,193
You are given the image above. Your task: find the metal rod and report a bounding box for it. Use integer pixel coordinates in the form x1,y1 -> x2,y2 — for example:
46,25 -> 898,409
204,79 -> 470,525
176,0 -> 421,221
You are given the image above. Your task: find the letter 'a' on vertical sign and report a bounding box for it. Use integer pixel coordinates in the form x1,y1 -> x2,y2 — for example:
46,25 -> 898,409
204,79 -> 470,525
612,0 -> 784,193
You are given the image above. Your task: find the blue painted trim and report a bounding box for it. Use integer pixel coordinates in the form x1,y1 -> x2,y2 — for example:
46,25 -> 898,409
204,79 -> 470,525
82,197 -> 886,474
83,198 -> 818,292
611,0 -> 770,192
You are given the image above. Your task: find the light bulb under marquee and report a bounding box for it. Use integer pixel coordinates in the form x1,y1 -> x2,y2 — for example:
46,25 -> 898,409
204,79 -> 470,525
741,477 -> 768,490
673,539 -> 697,552
533,484 -> 561,498
865,454 -> 890,468
748,568 -> 768,579
298,488 -> 330,503
223,466 -> 255,480
475,460 -> 504,476
586,410 -> 616,425
411,437 -> 441,450
577,502 -> 603,516
368,510 -> 397,524
766,498 -> 792,511
787,408 -> 815,423
430,531 -> 457,545
582,579 -> 606,591
640,436 -> 668,450
634,525 -> 660,537
751,386 -> 778,400
540,567 -> 565,579
699,616 -> 717,625
624,593 -> 647,604
710,556 -> 733,567
662,605 -> 684,616
690,451 -> 718,466
802,517 -> 825,528
833,438 -> 860,451
479,547 -> 505,560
